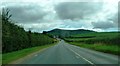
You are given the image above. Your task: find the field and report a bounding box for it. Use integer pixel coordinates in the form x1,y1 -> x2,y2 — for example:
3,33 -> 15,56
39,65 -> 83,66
64,32 -> 120,55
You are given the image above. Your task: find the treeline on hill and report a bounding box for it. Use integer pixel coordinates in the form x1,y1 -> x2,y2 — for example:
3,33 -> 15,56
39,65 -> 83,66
43,28 -> 95,38
2,8 -> 55,53
64,32 -> 120,45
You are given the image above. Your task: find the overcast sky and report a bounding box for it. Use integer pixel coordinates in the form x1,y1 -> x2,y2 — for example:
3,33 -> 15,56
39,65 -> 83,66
1,0 -> 119,32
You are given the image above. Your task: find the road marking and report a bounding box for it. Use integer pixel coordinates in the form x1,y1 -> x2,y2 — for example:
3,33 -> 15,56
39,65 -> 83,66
65,45 -> 96,66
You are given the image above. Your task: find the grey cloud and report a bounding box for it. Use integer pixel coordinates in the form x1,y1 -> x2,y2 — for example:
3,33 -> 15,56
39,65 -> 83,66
93,12 -> 118,29
92,21 -> 117,29
55,2 -> 103,20
1,2 -> 118,32
6,4 -> 47,23
108,13 -> 118,24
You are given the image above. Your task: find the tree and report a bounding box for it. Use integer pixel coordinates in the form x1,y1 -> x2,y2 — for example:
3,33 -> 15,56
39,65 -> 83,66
28,28 -> 32,47
2,8 -> 12,22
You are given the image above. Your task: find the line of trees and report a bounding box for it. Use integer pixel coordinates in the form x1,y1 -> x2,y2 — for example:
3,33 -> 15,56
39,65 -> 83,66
2,8 -> 55,53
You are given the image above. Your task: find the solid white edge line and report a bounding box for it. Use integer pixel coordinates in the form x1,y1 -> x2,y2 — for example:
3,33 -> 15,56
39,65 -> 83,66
65,44 -> 96,66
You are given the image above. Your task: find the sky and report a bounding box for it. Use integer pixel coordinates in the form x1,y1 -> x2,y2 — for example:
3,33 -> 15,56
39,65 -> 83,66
1,0 -> 119,33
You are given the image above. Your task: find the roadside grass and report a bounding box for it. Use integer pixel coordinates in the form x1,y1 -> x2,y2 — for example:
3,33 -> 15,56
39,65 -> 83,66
2,43 -> 57,64
0,54 -> 2,65
68,42 -> 119,55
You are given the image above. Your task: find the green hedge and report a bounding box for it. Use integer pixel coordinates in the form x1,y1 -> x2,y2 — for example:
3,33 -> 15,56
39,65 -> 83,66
2,20 -> 54,53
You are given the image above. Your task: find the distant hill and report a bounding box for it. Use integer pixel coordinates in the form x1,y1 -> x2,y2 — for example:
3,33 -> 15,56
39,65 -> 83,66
43,29 -> 96,38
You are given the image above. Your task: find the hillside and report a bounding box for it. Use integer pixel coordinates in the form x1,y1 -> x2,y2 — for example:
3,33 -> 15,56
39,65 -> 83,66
44,28 -> 95,38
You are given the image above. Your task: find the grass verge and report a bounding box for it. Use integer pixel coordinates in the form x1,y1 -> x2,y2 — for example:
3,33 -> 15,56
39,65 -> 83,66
2,43 -> 56,64
0,54 -> 2,65
68,42 -> 119,55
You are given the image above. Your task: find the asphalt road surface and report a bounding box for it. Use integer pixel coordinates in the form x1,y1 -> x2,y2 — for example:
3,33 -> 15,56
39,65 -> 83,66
17,40 -> 119,65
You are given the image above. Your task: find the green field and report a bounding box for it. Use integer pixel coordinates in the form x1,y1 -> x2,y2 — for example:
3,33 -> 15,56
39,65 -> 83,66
69,42 -> 119,55
64,32 -> 119,45
64,32 -> 120,55
2,43 -> 56,64
72,32 -> 119,37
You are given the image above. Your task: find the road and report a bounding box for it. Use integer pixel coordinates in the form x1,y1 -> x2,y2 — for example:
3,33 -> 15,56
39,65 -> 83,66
16,40 -> 119,65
